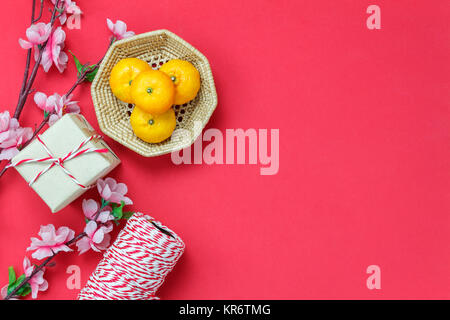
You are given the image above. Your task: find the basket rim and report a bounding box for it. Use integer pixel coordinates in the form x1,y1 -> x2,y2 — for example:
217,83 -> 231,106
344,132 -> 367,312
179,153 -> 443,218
91,29 -> 218,157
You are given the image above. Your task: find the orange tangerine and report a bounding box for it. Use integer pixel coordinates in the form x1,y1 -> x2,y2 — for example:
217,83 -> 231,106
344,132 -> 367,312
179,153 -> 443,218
130,70 -> 175,115
130,106 -> 176,143
109,58 -> 151,103
159,59 -> 200,105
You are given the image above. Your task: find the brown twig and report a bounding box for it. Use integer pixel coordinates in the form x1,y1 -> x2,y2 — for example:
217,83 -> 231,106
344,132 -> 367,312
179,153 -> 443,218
26,115 -> 49,148
18,0 -> 37,97
66,68 -> 92,97
32,0 -> 44,24
14,0 -> 62,120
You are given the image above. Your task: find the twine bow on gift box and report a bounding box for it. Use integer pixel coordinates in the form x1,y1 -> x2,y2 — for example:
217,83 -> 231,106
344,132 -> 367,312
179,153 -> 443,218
7,134 -> 108,189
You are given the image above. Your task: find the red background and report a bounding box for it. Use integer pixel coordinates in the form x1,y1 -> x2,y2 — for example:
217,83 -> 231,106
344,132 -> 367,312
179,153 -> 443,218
0,0 -> 449,299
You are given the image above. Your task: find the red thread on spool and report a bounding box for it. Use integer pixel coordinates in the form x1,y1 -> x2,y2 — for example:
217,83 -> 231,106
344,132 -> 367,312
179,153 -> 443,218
77,212 -> 185,300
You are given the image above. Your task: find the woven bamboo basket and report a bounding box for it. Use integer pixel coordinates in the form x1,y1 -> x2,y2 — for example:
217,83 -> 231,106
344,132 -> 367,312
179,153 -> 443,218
91,29 -> 218,157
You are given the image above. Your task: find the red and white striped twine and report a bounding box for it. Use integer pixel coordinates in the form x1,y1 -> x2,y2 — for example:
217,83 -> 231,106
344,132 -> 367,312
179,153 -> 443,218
7,134 -> 108,189
77,212 -> 185,300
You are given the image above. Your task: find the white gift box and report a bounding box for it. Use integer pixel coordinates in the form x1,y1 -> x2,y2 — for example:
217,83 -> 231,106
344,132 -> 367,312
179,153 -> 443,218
11,114 -> 120,213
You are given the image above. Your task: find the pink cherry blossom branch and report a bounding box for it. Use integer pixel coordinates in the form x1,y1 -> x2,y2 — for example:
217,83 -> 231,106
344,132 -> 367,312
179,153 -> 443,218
14,0 -> 62,120
18,0 -> 38,97
5,194 -> 108,300
4,231 -> 86,300
19,0 -> 45,95
4,178 -> 133,300
1,16 -> 133,167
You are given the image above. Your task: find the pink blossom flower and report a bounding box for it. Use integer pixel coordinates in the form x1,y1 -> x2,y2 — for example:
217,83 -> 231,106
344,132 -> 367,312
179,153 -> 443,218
76,221 -> 113,254
82,199 -> 99,220
107,19 -> 135,40
41,27 -> 68,73
0,111 -> 32,161
0,111 -> 19,141
34,92 -> 80,121
33,92 -> 54,113
18,23 -> 51,49
51,0 -> 82,25
23,257 -> 48,299
97,177 -> 133,205
46,93 -> 80,126
1,285 -> 18,300
0,127 -> 33,160
1,258 -> 48,300
82,199 -> 114,223
27,224 -> 75,260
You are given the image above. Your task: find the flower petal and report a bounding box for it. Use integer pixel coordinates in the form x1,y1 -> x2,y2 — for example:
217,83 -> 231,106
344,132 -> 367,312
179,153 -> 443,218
19,38 -> 33,49
55,226 -> 74,243
101,184 -> 112,201
122,196 -> 133,205
0,147 -> 19,161
33,92 -> 48,110
98,211 -> 113,223
48,114 -> 60,126
107,192 -> 123,204
115,182 -> 128,195
39,224 -> 56,243
114,20 -> 127,36
25,27 -> 40,44
106,19 -> 114,32
97,178 -> 105,194
40,279 -> 49,292
76,237 -> 91,255
40,48 -> 53,72
30,283 -> 39,299
96,232 -> 111,251
84,220 -> 98,237
31,247 -> 54,260
122,31 -> 135,39
82,199 -> 98,219
105,177 -> 117,190
92,229 -> 104,244
23,257 -> 31,272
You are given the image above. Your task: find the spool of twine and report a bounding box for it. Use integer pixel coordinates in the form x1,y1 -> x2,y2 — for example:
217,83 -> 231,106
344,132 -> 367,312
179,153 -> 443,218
77,212 -> 185,300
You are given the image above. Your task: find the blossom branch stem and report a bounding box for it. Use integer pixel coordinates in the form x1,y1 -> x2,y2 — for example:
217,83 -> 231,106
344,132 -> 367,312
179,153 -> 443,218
19,51 -> 32,99
4,255 -> 53,300
26,115 -> 50,148
32,0 -> 44,24
14,0 -> 62,120
18,0 -> 38,97
66,67 -> 94,97
66,36 -> 114,96
4,231 -> 87,300
65,36 -> 114,98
